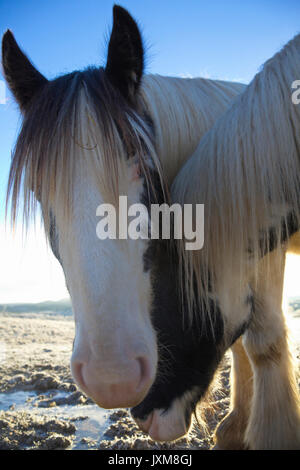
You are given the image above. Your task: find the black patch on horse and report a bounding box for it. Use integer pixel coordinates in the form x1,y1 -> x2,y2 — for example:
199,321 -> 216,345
228,293 -> 253,346
49,211 -> 61,263
132,244 -> 225,424
259,210 -> 299,257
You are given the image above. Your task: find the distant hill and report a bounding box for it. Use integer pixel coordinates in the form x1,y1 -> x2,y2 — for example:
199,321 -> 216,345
0,299 -> 72,316
1,296 -> 298,318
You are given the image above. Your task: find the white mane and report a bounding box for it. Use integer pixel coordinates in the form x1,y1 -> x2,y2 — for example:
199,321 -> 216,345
172,33 -> 300,311
140,75 -> 245,184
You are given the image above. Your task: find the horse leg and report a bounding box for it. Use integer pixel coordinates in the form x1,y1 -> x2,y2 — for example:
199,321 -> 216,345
211,266 -> 254,449
243,248 -> 300,449
214,337 -> 253,449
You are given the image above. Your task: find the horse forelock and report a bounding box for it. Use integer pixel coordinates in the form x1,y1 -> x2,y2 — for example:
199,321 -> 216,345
6,66 -> 163,231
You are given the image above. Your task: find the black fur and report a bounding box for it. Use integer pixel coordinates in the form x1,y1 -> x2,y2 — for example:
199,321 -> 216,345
227,294 -> 253,346
133,122 -> 248,428
259,210 -> 299,257
247,210 -> 299,259
140,165 -> 166,272
2,30 -> 47,110
106,5 -> 144,102
49,211 -> 61,264
132,243 -> 225,425
136,164 -> 252,424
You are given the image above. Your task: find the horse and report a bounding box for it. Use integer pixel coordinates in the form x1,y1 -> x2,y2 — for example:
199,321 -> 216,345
171,33 -> 300,449
2,5 -> 248,445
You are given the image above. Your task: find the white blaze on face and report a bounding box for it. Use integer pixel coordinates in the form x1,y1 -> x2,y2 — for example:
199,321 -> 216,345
52,157 -> 157,408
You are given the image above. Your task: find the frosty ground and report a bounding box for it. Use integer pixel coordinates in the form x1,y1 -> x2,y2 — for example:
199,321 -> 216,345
0,309 -> 299,450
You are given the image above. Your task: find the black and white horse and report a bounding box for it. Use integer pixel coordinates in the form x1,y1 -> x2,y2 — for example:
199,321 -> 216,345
4,6 -> 298,449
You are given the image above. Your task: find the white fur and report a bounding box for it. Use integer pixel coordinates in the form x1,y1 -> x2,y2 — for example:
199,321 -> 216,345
136,388 -> 201,442
55,141 -> 158,385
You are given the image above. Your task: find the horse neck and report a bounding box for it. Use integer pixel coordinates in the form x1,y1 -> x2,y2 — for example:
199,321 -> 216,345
141,74 -> 245,184
171,33 -> 300,310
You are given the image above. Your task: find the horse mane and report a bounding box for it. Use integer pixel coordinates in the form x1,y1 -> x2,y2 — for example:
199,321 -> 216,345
141,75 -> 245,184
6,67 -> 161,230
172,33 -> 300,319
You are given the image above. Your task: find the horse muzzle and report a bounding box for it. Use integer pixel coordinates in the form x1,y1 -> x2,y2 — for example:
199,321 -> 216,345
71,354 -> 155,409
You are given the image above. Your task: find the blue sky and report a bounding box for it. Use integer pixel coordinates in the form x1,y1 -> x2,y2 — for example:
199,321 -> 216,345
0,0 -> 300,302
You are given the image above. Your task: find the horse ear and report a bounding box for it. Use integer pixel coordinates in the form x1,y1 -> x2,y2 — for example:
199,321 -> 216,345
2,30 -> 47,111
105,5 -> 144,102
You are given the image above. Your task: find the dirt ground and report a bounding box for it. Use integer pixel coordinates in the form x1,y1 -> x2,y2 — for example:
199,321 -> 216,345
0,311 -> 299,450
